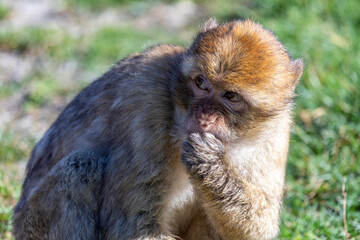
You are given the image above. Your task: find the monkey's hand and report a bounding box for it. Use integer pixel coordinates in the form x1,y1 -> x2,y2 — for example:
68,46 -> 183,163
182,133 -> 281,240
181,132 -> 225,178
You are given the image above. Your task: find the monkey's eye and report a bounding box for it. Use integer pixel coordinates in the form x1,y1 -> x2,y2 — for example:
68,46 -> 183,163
194,75 -> 208,90
224,91 -> 243,102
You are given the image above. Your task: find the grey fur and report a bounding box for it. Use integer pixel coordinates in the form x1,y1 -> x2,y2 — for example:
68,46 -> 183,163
13,45 -> 186,240
13,150 -> 105,240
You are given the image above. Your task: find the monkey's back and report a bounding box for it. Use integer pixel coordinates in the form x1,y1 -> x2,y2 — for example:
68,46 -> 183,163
19,44 -> 186,202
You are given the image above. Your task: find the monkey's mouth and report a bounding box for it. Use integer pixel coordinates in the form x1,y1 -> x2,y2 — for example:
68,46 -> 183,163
186,112 -> 229,142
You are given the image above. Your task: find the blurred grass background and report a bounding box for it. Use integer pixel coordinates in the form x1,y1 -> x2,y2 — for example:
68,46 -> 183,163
0,0 -> 359,239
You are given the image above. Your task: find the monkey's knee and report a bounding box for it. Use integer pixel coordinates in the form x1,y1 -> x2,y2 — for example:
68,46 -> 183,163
13,150 -> 106,240
61,150 -> 106,188
35,150 -> 106,202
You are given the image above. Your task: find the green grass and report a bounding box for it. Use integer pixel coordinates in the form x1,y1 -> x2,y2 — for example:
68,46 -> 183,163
0,0 -> 359,239
0,129 -> 29,164
0,128 -> 29,239
0,4 -> 9,20
81,26 -> 185,72
0,165 -> 22,239
65,0 -> 139,9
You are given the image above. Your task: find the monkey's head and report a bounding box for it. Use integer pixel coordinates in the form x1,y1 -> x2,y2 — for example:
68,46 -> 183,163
176,19 -> 303,143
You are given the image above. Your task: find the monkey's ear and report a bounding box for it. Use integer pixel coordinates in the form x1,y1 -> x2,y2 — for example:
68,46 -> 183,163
200,18 -> 218,33
291,58 -> 304,86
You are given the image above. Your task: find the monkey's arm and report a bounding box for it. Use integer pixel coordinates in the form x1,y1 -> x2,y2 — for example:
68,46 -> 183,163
13,151 -> 105,240
181,133 -> 282,240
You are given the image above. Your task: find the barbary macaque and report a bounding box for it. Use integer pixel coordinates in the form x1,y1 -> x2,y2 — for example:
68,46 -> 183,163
13,19 -> 303,240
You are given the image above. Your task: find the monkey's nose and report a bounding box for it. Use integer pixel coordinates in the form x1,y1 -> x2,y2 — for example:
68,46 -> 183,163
199,119 -> 208,128
199,115 -> 218,129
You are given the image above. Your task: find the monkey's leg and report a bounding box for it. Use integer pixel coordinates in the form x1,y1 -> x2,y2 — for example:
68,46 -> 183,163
98,151 -> 178,240
182,133 -> 281,240
13,150 -> 105,240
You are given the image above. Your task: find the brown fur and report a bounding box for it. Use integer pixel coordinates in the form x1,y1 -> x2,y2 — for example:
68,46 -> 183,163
13,19 -> 303,240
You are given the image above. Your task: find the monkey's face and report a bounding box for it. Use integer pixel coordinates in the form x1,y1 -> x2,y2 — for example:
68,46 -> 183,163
180,20 -> 303,143
185,72 -> 247,142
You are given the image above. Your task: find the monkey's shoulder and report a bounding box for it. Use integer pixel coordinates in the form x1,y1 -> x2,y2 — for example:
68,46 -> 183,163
142,44 -> 186,59
74,44 -> 185,98
61,44 -> 186,109
111,44 -> 186,78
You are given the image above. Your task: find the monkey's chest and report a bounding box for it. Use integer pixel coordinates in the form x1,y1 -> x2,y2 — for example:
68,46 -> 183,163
159,162 -> 196,235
